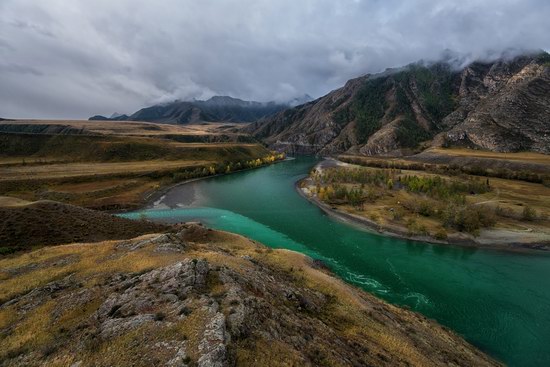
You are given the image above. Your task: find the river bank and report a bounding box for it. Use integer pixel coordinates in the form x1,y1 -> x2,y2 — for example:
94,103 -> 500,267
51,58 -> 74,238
114,157 -> 293,213
296,159 -> 550,253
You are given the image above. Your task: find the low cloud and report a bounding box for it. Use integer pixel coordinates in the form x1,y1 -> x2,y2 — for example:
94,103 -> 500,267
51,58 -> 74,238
1,0 -> 548,118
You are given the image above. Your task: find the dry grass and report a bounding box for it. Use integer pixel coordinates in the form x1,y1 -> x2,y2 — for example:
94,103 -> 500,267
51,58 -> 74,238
0,160 -> 208,181
0,234 -> 181,303
429,147 -> 550,165
1,300 -> 56,355
0,119 -> 247,137
235,339 -> 306,366
0,196 -> 30,207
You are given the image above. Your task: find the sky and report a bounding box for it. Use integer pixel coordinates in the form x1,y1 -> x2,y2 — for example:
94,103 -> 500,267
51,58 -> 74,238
1,0 -> 549,119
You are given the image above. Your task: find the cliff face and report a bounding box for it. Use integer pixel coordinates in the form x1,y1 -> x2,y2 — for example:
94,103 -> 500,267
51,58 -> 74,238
0,224 -> 499,366
248,52 -> 550,156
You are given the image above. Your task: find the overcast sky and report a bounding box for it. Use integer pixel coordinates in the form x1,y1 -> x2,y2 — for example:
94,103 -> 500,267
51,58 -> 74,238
1,0 -> 549,119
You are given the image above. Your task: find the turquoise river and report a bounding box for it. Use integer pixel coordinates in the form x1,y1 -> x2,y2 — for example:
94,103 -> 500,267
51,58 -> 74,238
120,157 -> 550,366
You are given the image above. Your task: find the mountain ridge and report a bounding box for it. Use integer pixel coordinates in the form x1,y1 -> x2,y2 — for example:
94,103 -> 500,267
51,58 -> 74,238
248,51 -> 550,156
89,95 -> 311,124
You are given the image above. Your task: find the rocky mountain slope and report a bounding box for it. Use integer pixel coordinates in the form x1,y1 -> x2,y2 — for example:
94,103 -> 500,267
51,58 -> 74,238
248,52 -> 550,156
0,223 -> 499,367
90,96 -> 291,124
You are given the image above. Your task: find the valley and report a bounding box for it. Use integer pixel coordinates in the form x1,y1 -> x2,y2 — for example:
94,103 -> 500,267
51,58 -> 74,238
122,157 -> 550,366
1,52 -> 550,367
0,120 -> 283,211
3,1 -> 550,366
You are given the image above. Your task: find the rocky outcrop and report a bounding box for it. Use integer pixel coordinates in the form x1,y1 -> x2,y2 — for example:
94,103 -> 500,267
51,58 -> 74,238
0,224 -> 500,366
437,61 -> 550,152
249,51 -> 550,156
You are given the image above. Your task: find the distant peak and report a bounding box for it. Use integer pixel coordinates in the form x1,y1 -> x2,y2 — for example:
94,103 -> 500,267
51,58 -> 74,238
207,95 -> 245,103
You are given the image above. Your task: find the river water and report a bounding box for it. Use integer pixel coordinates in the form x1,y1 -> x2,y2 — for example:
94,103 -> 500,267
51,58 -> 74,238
120,157 -> 550,366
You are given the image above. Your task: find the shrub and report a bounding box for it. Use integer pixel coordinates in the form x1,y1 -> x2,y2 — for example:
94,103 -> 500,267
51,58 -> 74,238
442,204 -> 496,235
496,205 -> 515,219
434,228 -> 448,240
390,207 -> 406,221
402,198 -> 437,217
406,218 -> 429,236
179,306 -> 192,316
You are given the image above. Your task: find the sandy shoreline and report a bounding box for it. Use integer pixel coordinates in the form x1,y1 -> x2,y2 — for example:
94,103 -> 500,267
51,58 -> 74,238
296,162 -> 550,253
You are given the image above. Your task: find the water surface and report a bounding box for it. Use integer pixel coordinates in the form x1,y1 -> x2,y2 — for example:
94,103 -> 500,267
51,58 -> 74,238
121,157 -> 550,366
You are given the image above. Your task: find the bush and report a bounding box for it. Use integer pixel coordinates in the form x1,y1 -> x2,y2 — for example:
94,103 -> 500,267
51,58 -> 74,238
496,205 -> 515,219
402,198 -> 437,217
442,204 -> 496,235
390,207 -> 406,221
434,228 -> 448,240
406,218 -> 429,236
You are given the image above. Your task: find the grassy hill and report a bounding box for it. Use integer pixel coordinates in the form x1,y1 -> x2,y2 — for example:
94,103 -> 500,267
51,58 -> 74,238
0,198 -> 169,255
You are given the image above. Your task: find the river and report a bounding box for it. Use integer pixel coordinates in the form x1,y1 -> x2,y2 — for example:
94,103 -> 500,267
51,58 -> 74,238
120,157 -> 550,366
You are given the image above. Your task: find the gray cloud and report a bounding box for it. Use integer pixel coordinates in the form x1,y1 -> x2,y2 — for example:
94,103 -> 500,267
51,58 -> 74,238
1,0 -> 549,119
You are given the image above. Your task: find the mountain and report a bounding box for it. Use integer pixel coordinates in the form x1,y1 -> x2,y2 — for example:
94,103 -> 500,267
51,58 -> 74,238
109,112 -> 125,119
248,51 -> 550,155
89,96 -> 289,124
89,113 -> 129,121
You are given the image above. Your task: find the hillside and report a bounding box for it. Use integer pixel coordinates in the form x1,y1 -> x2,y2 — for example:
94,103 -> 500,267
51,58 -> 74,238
0,223 -> 499,366
248,52 -> 550,156
0,120 -> 281,210
90,96 -> 290,124
0,198 -> 168,254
